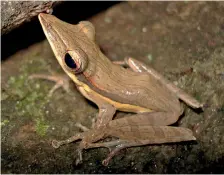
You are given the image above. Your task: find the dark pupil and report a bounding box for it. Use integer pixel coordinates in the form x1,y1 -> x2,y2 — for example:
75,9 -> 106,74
65,53 -> 77,69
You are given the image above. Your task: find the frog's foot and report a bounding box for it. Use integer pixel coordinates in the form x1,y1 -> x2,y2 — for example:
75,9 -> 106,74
75,140 -> 99,165
75,122 -> 90,132
81,139 -> 129,166
102,143 -> 128,166
52,132 -> 85,148
28,74 -> 70,97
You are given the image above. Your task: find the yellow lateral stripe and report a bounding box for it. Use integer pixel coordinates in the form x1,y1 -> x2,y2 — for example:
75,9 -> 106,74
80,84 -> 152,113
67,71 -> 153,113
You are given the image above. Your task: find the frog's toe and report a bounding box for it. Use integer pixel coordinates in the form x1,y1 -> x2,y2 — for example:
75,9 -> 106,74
75,122 -> 90,132
48,75 -> 71,97
75,157 -> 83,165
52,139 -> 61,148
75,148 -> 83,165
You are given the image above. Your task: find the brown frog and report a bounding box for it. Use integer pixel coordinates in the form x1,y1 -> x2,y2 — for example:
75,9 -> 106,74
33,13 -> 203,165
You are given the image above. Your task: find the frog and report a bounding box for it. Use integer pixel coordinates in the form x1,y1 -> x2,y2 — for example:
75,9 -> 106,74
32,13 -> 203,165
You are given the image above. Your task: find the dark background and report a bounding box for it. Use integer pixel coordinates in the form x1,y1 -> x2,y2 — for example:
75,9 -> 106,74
1,1 -> 120,60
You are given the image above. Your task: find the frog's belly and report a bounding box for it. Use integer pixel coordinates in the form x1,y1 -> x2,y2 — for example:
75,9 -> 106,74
77,85 -> 152,113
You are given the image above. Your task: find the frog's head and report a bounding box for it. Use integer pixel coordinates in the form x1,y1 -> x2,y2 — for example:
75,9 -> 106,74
38,13 -> 97,85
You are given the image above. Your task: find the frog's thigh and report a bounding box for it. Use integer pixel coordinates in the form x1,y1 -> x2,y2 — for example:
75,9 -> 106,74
80,111 -> 185,150
110,111 -> 182,127
108,122 -> 195,144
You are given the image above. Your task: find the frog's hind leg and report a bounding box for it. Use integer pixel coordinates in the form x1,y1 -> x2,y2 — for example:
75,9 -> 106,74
83,124 -> 195,166
103,125 -> 195,166
113,57 -> 203,109
81,112 -> 196,166
107,112 -> 196,144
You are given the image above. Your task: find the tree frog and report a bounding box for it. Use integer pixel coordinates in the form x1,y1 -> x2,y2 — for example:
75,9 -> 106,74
35,13 -> 203,165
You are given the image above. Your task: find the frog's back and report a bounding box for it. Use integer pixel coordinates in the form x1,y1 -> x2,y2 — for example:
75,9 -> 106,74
91,62 -> 179,112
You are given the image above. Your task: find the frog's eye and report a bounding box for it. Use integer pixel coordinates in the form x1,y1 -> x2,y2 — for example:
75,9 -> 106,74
65,53 -> 77,69
63,49 -> 88,74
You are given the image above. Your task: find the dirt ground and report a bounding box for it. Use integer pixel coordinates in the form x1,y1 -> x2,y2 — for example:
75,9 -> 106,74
1,2 -> 224,173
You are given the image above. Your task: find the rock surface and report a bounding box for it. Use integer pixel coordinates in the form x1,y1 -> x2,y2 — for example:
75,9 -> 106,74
1,1 -> 224,173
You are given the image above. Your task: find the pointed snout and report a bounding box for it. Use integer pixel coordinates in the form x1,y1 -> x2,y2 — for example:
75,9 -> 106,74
38,13 -> 54,26
38,13 -> 50,22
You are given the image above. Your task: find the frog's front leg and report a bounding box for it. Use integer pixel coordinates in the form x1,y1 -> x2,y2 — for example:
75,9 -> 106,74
51,101 -> 116,148
114,57 -> 203,109
71,90 -> 116,164
28,74 -> 70,97
51,87 -> 117,164
77,86 -> 117,128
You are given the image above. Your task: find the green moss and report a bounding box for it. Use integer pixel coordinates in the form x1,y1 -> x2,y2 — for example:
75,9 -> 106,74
7,66 -> 50,119
35,117 -> 49,136
1,119 -> 10,127
6,57 -> 53,137
194,92 -> 201,102
1,90 -> 9,101
7,74 -> 29,98
147,54 -> 153,62
7,57 -> 52,99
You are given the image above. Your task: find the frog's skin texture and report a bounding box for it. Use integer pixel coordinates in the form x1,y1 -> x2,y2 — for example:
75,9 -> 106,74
33,13 -> 203,166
